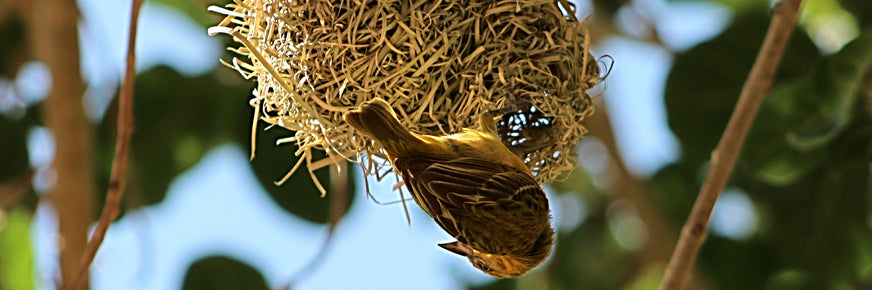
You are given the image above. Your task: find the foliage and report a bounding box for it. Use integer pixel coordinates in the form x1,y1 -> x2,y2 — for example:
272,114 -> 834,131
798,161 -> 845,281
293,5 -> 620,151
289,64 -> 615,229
182,256 -> 270,290
0,209 -> 35,290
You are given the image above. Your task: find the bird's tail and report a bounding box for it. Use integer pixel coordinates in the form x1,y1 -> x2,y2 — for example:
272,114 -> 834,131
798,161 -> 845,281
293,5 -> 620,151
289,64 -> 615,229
344,99 -> 423,157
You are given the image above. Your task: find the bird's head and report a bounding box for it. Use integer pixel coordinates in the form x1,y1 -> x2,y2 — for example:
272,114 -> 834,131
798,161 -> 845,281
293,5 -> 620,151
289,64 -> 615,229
438,241 -> 548,278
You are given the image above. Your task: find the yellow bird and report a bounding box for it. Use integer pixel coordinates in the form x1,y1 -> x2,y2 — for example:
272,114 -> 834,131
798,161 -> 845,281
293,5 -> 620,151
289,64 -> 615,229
344,98 -> 554,278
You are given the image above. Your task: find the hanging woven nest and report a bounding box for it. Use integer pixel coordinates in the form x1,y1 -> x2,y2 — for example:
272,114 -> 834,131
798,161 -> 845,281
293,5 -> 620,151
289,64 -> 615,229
208,0 -> 603,195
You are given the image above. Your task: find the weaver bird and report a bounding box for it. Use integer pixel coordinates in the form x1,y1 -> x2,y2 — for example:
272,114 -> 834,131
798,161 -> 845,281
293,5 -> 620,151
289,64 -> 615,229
344,98 -> 554,278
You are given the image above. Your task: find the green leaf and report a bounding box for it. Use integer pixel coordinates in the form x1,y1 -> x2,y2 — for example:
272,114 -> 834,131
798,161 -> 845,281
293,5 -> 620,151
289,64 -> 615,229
649,162 -> 701,222
701,113 -> 872,288
665,8 -> 820,165
842,0 -> 872,26
0,208 -> 35,290
545,200 -> 635,290
761,120 -> 871,287
102,65 -> 356,222
182,256 -> 269,290
742,83 -> 826,185
96,66 -> 252,209
0,16 -> 29,80
549,165 -> 596,198
741,27 -> 872,185
0,109 -> 36,182
786,27 -> 872,149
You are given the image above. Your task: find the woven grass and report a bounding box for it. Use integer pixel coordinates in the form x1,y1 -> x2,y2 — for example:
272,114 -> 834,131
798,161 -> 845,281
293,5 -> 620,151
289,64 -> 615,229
208,0 -> 603,195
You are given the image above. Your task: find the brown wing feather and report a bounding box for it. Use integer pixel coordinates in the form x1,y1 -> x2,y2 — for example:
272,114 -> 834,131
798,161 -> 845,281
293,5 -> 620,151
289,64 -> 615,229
394,156 -> 551,256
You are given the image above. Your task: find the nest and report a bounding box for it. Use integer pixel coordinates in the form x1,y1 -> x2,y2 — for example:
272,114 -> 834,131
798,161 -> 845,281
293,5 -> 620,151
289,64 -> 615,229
208,0 -> 602,195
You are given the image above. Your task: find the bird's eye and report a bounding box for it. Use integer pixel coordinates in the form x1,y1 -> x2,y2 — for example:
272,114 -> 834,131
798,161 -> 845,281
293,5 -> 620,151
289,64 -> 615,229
477,262 -> 492,272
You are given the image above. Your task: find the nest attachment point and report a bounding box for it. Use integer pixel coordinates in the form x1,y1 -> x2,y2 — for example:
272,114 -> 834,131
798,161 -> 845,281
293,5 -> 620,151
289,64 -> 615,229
208,0 -> 605,194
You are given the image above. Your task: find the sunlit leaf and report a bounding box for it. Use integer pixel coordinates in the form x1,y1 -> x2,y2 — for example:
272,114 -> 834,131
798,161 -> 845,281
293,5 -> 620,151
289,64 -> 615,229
0,208 -> 35,290
625,263 -> 665,290
800,0 -> 859,53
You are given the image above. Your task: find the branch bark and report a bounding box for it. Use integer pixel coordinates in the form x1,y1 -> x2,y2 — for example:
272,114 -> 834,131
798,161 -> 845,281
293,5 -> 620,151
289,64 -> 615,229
65,0 -> 143,288
660,0 -> 803,289
27,0 -> 94,288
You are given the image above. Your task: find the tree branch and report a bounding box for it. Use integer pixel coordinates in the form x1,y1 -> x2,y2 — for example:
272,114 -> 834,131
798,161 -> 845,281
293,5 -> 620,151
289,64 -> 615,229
65,0 -> 143,288
660,0 -> 803,289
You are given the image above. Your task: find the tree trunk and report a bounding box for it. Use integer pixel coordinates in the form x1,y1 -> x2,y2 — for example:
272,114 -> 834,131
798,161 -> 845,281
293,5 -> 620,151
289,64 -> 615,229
27,0 -> 95,287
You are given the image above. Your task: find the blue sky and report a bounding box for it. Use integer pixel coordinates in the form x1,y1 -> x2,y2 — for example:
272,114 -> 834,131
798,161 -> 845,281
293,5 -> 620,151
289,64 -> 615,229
19,0 -> 759,289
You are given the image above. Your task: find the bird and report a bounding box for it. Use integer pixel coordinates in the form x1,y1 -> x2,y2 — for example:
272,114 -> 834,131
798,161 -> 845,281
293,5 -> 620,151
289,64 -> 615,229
343,98 -> 554,278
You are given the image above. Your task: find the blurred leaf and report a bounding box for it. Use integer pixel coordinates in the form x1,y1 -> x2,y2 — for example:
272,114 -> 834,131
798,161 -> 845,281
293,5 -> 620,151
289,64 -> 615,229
0,208 -> 35,290
649,162 -> 700,223
249,122 -> 355,224
625,263 -> 665,290
545,203 -> 634,290
0,16 -> 30,79
661,10 -> 872,288
700,111 -> 872,288
96,66 -> 252,209
182,256 -> 269,290
741,27 -> 872,185
97,64 -> 356,221
842,0 -> 872,26
0,109 -> 36,182
549,165 -> 596,197
761,119 -> 870,287
741,83 -> 828,185
853,231 -> 872,286
665,9 -> 820,165
786,28 -> 872,148
801,0 -> 859,54
764,270 -> 809,290
699,234 -> 779,289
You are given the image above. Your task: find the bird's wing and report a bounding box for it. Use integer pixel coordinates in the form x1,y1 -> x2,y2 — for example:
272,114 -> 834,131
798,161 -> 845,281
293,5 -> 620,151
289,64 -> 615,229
394,156 -> 551,255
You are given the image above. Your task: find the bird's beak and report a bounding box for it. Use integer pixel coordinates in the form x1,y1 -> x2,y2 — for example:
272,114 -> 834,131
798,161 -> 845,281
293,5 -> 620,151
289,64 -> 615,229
438,241 -> 473,257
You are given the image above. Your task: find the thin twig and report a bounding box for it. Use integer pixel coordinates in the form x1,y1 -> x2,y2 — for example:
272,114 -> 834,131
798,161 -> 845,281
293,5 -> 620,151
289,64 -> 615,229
65,0 -> 143,288
660,0 -> 803,289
